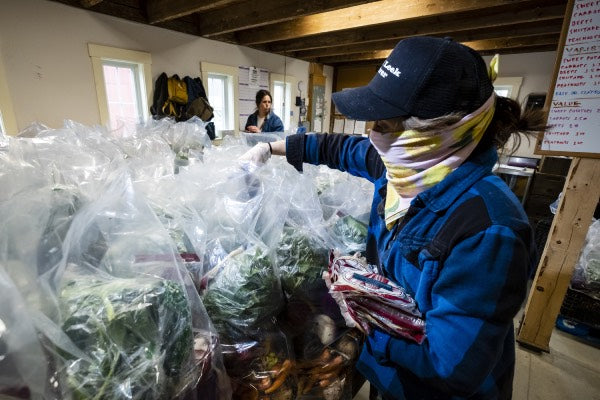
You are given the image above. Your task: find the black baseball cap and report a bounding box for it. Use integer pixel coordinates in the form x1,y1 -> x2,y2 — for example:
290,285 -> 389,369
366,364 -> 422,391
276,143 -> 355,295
332,36 -> 494,121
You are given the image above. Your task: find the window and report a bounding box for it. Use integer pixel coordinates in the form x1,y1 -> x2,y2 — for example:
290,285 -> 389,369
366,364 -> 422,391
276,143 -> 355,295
0,50 -> 17,135
270,73 -> 297,132
0,111 -> 5,135
88,44 -> 152,134
201,62 -> 238,137
272,81 -> 291,131
208,73 -> 234,133
102,61 -> 146,131
493,77 -> 523,100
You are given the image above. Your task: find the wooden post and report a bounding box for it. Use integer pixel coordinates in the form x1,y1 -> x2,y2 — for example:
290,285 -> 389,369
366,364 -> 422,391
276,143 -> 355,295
517,157 -> 600,351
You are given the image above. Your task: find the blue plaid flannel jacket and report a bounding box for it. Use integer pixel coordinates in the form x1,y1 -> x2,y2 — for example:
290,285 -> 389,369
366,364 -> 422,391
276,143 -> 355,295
286,133 -> 535,400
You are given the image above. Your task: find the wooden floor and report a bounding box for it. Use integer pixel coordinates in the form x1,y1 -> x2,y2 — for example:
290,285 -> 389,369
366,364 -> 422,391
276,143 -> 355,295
353,328 -> 600,400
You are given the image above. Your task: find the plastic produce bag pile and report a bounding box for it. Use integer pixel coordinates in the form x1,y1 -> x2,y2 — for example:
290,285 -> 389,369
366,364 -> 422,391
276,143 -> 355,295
571,218 -> 600,297
0,119 -> 391,400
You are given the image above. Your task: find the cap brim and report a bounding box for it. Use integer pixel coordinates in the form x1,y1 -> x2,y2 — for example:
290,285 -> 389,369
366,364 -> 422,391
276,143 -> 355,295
332,85 -> 409,121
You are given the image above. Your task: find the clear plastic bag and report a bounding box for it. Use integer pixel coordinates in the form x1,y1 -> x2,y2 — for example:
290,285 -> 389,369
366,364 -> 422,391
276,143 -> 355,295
275,206 -> 362,400
313,166 -> 373,222
328,213 -> 369,255
138,175 -> 209,292
240,131 -> 286,147
200,244 -> 294,400
42,172 -> 226,399
224,329 -> 296,400
0,267 -> 48,399
549,193 -> 562,215
201,244 -> 285,332
139,117 -> 211,173
571,218 -> 600,296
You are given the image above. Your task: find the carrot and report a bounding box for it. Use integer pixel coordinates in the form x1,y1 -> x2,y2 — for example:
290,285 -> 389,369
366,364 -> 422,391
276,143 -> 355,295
265,360 -> 292,394
273,359 -> 292,377
308,355 -> 344,375
256,376 -> 272,391
303,375 -> 316,394
318,348 -> 331,363
313,371 -> 337,382
319,378 -> 332,387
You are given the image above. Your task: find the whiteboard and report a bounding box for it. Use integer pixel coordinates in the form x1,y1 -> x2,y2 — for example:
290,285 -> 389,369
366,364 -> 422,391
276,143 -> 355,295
536,0 -> 600,158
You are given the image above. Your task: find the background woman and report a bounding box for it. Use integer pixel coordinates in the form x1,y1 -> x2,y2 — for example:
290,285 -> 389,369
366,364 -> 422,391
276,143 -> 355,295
244,89 -> 284,133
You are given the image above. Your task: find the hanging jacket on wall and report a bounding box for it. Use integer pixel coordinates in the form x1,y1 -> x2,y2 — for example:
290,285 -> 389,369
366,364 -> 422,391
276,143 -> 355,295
183,76 -> 214,122
150,72 -> 169,118
150,73 -> 216,139
150,73 -> 186,120
183,76 -> 207,102
183,76 -> 215,139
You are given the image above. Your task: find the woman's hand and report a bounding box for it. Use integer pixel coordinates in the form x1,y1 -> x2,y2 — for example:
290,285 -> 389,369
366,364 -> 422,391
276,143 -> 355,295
246,125 -> 261,133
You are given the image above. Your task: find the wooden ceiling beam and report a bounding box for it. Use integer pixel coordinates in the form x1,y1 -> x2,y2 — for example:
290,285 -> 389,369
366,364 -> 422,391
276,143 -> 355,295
478,44 -> 558,55
295,18 -> 564,60
266,1 -> 566,52
146,0 -> 245,24
464,33 -> 561,52
317,34 -> 560,64
197,0 -> 379,37
234,0 -> 560,45
318,50 -> 391,65
80,0 -> 103,7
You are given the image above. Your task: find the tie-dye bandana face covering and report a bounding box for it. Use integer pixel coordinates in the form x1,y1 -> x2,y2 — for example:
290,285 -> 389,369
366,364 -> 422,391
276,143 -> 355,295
370,93 -> 496,229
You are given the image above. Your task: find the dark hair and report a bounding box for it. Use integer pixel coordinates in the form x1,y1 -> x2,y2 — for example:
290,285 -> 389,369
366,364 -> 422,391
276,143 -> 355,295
479,96 -> 547,154
403,96 -> 548,155
255,89 -> 272,106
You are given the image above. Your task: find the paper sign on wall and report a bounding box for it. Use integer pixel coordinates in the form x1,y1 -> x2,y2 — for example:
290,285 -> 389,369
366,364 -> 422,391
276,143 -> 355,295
249,67 -> 259,89
537,0 -> 600,157
239,66 -> 269,131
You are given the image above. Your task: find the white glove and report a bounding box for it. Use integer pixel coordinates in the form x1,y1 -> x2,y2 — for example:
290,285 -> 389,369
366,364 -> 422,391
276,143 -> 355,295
238,142 -> 271,165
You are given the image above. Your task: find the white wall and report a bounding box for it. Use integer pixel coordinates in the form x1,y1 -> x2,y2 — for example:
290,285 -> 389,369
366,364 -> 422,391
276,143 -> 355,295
0,0 -> 310,132
483,52 -> 558,158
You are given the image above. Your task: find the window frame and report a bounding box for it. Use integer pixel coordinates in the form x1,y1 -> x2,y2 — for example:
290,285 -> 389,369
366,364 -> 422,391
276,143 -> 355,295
88,43 -> 152,129
200,62 -> 238,137
0,49 -> 18,135
270,73 -> 297,132
208,73 -> 234,133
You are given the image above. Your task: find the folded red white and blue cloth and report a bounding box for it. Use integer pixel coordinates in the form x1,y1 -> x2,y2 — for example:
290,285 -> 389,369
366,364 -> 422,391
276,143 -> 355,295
323,251 -> 426,344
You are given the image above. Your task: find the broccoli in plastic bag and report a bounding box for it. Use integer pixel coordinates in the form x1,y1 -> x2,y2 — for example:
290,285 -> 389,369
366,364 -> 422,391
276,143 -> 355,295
59,271 -> 194,400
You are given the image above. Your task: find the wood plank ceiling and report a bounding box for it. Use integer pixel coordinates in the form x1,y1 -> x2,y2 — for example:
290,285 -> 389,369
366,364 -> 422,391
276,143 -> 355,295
50,0 -> 567,66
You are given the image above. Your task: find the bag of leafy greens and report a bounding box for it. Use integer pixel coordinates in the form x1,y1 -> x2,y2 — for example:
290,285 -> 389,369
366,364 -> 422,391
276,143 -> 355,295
274,213 -> 363,400
329,213 -> 369,255
201,244 -> 295,400
202,244 -> 284,333
42,171 -> 227,400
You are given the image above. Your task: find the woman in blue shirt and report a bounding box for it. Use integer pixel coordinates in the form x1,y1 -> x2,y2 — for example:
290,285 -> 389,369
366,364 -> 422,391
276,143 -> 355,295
245,89 -> 284,133
241,37 -> 547,399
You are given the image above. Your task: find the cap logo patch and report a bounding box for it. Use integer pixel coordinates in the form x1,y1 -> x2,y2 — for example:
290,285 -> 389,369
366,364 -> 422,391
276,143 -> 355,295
378,60 -> 402,78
